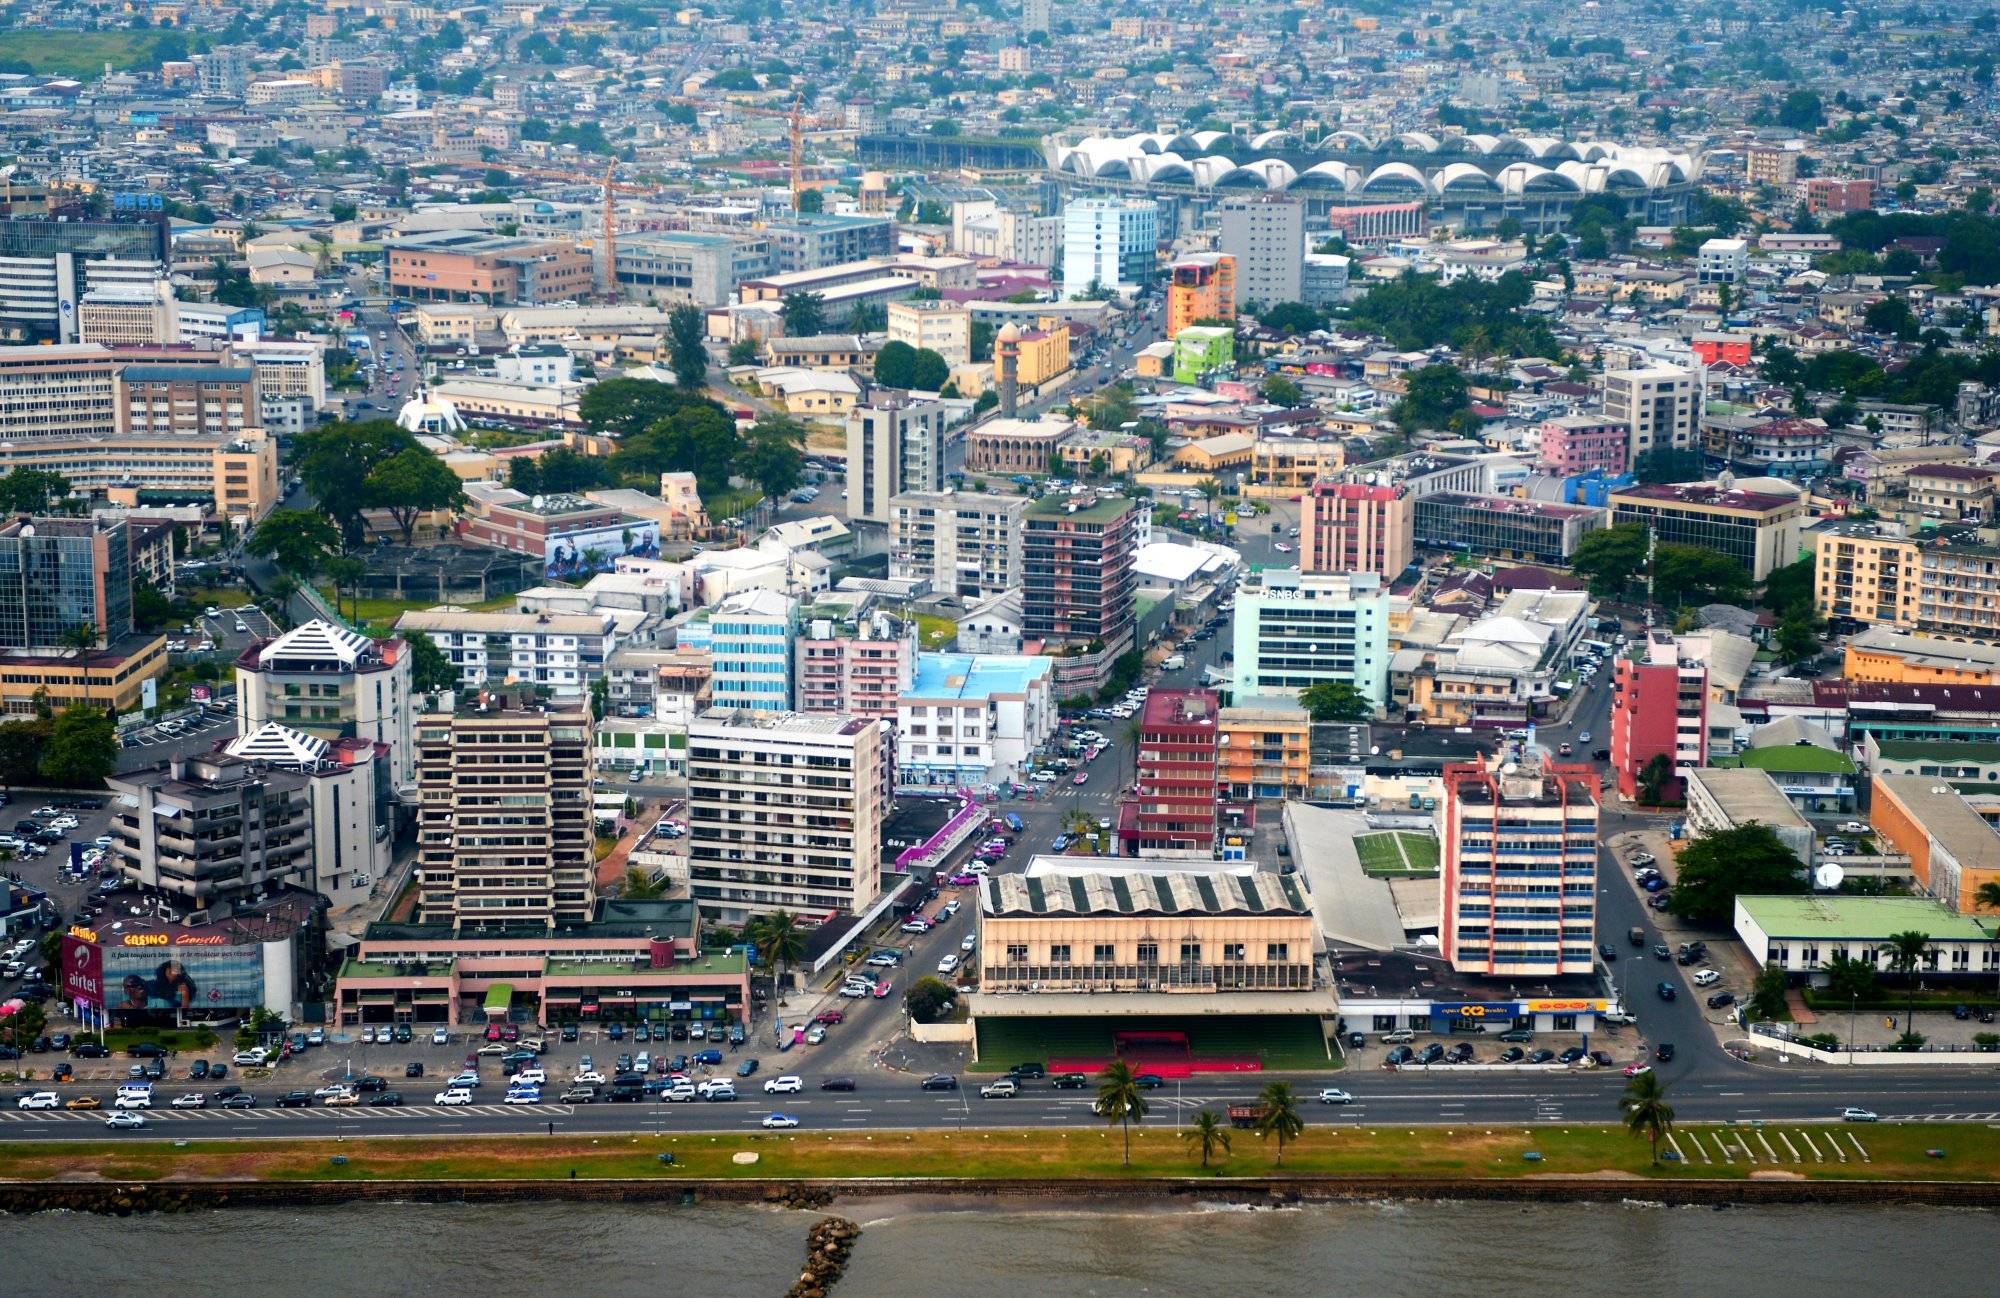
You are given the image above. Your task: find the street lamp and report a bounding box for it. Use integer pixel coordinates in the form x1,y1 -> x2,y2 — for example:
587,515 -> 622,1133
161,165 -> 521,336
1849,992 -> 1857,1065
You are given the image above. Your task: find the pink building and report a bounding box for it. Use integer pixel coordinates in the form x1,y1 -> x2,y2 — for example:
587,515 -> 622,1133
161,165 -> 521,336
795,607 -> 918,719
1537,414 -> 1628,476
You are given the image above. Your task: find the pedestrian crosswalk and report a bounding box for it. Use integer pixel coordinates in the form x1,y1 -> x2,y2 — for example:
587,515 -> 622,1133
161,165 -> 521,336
0,1103 -> 579,1123
1882,1112 -> 2000,1122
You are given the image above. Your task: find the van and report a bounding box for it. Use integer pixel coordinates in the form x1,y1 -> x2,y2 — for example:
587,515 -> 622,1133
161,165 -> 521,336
1162,654 -> 1186,671
1381,1030 -> 1415,1045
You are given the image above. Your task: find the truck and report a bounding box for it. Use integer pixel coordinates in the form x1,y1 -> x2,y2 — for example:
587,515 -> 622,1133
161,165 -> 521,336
1629,926 -> 1645,947
1226,1102 -> 1268,1129
1162,654 -> 1186,671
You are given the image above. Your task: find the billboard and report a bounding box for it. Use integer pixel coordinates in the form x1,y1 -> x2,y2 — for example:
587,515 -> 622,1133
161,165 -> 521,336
101,939 -> 266,1027
61,934 -> 103,1007
1430,1001 -> 1523,1019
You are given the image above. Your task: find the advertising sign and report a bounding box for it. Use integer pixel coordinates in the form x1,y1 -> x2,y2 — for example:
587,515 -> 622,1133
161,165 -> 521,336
191,685 -> 211,704
60,935 -> 103,1007
1430,1001 -> 1523,1019
102,941 -> 265,1027
1523,998 -> 1607,1014
141,677 -> 158,711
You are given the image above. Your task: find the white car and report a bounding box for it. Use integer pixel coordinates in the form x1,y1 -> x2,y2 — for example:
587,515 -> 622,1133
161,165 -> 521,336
359,1027 -> 377,1044
503,1089 -> 542,1105
573,1069 -> 606,1085
113,1093 -> 151,1110
231,1050 -> 269,1066
1691,969 -> 1722,987
963,862 -> 990,876
171,1093 -> 208,1109
431,1027 -> 451,1045
763,1075 -> 804,1094
16,1091 -> 59,1109
961,933 -> 977,953
761,1113 -> 799,1128
1839,821 -> 1867,834
1029,771 -> 1057,783
839,984 -> 870,999
513,1068 -> 546,1086
313,1083 -> 353,1100
435,1089 -> 475,1105
105,1112 -> 147,1130
937,954 -> 960,974
805,1025 -> 827,1045
1316,1088 -> 1355,1104
1273,542 -> 1292,553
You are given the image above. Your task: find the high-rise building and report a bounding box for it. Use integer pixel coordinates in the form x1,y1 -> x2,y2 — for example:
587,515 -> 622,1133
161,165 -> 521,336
1060,197 -> 1159,299
795,604 -> 918,719
1165,253 -> 1236,336
1299,480 -> 1413,579
235,619 -> 419,794
107,750 -> 315,910
0,516 -> 132,648
1603,364 -> 1698,466
1607,478 -> 1807,582
889,490 -> 1029,599
0,216 -> 168,342
1020,492 -> 1139,654
1439,757 -> 1599,977
1116,689 -> 1220,857
706,588 -> 797,712
1021,0 -> 1051,35
117,364 -> 260,438
1217,194 -> 1304,306
685,709 -> 886,921
1230,569 -> 1390,709
1608,633 -> 1708,803
845,391 -> 949,526
413,692 -> 596,931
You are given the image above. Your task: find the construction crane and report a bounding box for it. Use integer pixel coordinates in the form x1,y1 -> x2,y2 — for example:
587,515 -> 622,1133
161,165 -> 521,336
672,92 -> 844,210
510,164 -> 651,299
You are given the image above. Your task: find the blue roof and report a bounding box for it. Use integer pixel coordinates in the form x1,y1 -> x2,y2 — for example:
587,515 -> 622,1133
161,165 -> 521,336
904,652 -> 1052,701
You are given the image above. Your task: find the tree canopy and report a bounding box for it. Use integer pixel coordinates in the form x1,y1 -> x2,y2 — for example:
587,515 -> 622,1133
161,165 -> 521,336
1570,523 -> 1649,597
1652,543 -> 1750,609
1667,823 -> 1807,924
667,303 -> 708,390
0,469 -> 77,515
736,416 -> 808,498
246,509 -> 341,578
1343,270 -> 1558,357
40,705 -> 117,787
365,447 -> 468,544
1390,364 -> 1471,434
874,340 -> 951,392
291,419 -> 418,547
402,629 -> 459,693
1298,680 -> 1373,722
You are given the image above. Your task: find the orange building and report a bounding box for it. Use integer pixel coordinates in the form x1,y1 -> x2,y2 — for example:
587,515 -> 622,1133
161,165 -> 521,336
1871,774 -> 2000,914
387,230 -> 596,305
1166,253 -> 1236,336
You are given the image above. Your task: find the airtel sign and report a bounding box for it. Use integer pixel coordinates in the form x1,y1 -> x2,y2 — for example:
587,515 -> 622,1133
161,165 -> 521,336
61,935 -> 103,1008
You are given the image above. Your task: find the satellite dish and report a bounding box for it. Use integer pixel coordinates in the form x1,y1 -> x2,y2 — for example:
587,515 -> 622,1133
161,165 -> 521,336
1815,863 -> 1845,890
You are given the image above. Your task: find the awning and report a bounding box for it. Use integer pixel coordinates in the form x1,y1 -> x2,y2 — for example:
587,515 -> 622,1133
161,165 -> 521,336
482,984 -> 513,1011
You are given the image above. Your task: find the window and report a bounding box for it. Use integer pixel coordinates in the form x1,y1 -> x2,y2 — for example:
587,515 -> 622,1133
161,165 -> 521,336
1222,943 -> 1246,962
1005,944 -> 1027,963
1178,941 -> 1202,963
1092,943 -> 1114,963
1136,941 -> 1158,964
1049,944 -> 1071,964
1266,942 -> 1290,962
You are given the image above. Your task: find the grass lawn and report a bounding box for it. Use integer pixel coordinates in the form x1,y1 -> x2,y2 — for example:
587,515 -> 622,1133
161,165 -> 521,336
184,586 -> 254,610
971,1015 -> 1338,1073
1396,832 -> 1440,872
1354,831 -> 1437,877
103,1027 -> 217,1054
0,1122 -> 1987,1185
0,30 -> 175,76
1352,833 -> 1403,870
706,487 -> 765,523
317,588 -> 517,635
914,613 -> 958,649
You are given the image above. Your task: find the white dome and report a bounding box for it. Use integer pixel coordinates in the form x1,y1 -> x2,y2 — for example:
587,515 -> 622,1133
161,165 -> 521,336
397,385 -> 465,436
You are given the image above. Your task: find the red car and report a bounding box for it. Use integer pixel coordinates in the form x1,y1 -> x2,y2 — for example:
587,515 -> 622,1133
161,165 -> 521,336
1071,772 -> 1089,786
484,1025 -> 503,1042
872,981 -> 893,999
815,1010 -> 845,1025
500,1024 -> 520,1042
948,873 -> 978,885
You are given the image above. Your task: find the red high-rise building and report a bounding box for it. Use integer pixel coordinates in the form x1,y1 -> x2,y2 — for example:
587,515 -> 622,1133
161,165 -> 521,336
1116,689 -> 1220,857
1609,636 -> 1709,802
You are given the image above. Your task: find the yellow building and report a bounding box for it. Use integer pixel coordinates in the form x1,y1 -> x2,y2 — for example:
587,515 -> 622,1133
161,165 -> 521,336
1217,699 -> 1311,799
1013,326 -> 1071,388
1248,437 -> 1345,497
0,636 -> 168,717
1842,625 -> 2000,687
1134,340 -> 1174,379
1174,432 -> 1256,474
1054,430 -> 1149,478
1813,522 -> 1917,629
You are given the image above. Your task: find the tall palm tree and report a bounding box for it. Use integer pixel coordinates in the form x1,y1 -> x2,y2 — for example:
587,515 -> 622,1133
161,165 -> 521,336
1886,930 -> 1934,1038
621,867 -> 665,900
1181,1107 -> 1230,1169
1252,1080 -> 1304,1167
64,621 -> 98,712
1621,1070 -> 1675,1165
746,910 -> 807,1000
1975,882 -> 2000,999
1094,1059 -> 1149,1167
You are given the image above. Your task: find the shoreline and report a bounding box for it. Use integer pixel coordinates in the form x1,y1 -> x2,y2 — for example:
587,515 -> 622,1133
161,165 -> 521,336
9,1174 -> 2000,1216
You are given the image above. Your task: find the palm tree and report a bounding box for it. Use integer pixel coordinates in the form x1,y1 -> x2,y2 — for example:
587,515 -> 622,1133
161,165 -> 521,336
1620,1070 -> 1675,1165
64,621 -> 98,712
1886,930 -> 1934,1038
1182,1107 -> 1230,1169
1975,882 -> 2000,999
1251,1080 -> 1304,1166
1094,1059 -> 1149,1167
621,867 -> 665,900
746,910 -> 808,1000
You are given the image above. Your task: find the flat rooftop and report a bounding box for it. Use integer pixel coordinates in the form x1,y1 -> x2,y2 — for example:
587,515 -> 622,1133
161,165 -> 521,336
1024,493 -> 1133,523
982,865 -> 1309,919
1732,744 -> 1856,775
906,651 -> 1053,700
1610,481 -> 1803,512
1736,894 -> 1993,943
1874,774 -> 2000,874
1686,766 -> 1811,830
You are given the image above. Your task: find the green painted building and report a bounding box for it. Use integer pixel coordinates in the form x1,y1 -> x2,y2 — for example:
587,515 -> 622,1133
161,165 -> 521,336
1172,326 -> 1235,384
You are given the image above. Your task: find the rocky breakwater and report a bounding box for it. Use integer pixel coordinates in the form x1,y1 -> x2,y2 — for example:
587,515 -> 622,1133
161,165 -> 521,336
784,1214 -> 860,1298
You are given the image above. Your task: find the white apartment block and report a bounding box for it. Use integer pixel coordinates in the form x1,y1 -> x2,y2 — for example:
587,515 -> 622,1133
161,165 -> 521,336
1603,363 -> 1697,463
888,489 -> 1029,599
845,391 -> 949,526
393,609 -> 620,700
685,709 -> 887,921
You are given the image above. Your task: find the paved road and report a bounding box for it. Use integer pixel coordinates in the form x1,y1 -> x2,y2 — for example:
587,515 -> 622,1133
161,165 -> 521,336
9,1063 -> 1995,1142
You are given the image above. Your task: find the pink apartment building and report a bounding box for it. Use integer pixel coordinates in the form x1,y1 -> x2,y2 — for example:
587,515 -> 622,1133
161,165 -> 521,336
795,607 -> 918,719
1537,414 -> 1628,476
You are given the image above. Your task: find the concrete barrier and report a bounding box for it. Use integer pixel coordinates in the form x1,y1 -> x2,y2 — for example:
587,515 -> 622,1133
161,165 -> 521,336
909,1018 -> 974,1044
1750,1030 -> 2000,1067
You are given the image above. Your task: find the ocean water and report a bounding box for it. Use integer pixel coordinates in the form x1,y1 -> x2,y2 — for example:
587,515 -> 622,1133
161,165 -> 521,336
4,1196 -> 1996,1298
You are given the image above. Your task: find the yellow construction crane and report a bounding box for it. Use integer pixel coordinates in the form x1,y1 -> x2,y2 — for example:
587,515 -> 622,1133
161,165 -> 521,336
672,92 -> 843,210
512,164 -> 650,298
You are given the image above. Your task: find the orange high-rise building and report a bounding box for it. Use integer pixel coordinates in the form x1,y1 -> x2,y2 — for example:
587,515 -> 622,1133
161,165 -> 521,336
1165,253 -> 1236,336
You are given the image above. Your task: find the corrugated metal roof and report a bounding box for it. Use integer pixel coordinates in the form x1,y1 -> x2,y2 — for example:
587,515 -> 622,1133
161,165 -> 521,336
983,870 -> 1310,918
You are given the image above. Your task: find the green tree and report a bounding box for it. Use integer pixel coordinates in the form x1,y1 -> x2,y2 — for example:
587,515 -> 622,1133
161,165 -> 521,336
902,975 -> 956,1023
0,468 -> 75,514
1620,1069 -> 1675,1165
874,340 -> 950,391
1823,952 -> 1878,1003
1863,296 -> 1918,340
403,629 -> 459,693
1081,383 -> 1138,431
1257,301 -> 1321,335
1391,364 -> 1471,433
536,446 -> 615,494
1667,823 -> 1807,924
1776,615 -> 1822,664
1261,374 -> 1303,406
39,705 -> 116,787
1776,89 -> 1824,130
1569,523 -> 1649,597
1652,543 -> 1750,609
0,717 -> 50,786
293,419 -> 420,547
1251,1080 -> 1305,1166
1298,680 -> 1373,722
1094,1059 -> 1149,1167
579,377 -> 697,438
1886,930 -> 1933,1035
780,291 -> 827,336
620,867 -> 665,900
667,303 -> 709,390
1636,753 -> 1673,804
727,338 -> 760,366
1761,557 -> 1816,621
321,555 -> 366,623
1747,963 -> 1789,1021
1182,1106 -> 1231,1169
738,416 -> 807,498
246,508 -> 340,578
745,909 -> 808,995
795,187 -> 824,213
365,447 -> 467,544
